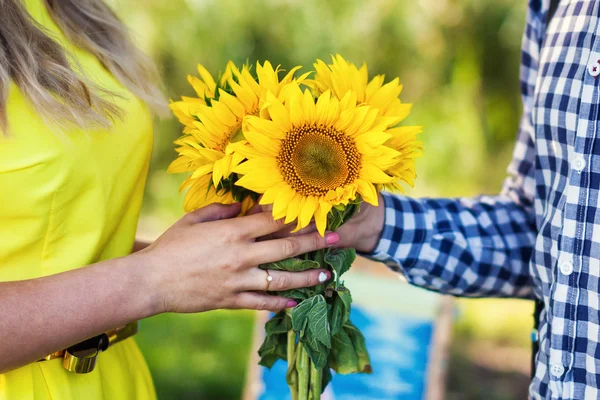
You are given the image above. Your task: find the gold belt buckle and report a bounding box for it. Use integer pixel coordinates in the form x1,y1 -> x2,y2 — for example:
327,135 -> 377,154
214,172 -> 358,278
40,322 -> 139,374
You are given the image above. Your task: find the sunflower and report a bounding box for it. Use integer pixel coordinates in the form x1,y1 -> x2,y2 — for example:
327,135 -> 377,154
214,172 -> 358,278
169,61 -> 306,212
381,125 -> 423,192
305,54 -> 423,192
232,84 -> 401,235
169,62 -> 235,131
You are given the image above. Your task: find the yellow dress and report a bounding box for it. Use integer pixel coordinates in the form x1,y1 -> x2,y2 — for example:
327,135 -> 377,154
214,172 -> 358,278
0,0 -> 157,398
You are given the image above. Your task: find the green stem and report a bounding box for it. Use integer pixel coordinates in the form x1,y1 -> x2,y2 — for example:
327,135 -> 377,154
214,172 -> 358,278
309,361 -> 322,399
286,330 -> 298,400
315,248 -> 325,266
296,342 -> 310,400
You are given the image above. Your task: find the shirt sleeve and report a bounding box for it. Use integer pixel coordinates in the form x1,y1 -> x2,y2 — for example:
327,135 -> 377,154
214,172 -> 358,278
366,5 -> 544,298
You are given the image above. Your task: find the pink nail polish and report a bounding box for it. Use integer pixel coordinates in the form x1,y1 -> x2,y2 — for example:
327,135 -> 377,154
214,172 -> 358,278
325,232 -> 339,245
286,300 -> 298,308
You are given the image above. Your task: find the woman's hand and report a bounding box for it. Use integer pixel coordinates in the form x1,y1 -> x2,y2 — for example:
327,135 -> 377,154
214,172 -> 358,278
138,202 -> 338,314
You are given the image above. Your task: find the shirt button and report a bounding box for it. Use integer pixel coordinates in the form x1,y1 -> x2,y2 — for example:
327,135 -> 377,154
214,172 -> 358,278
550,364 -> 565,377
559,260 -> 573,275
572,155 -> 587,172
589,61 -> 600,77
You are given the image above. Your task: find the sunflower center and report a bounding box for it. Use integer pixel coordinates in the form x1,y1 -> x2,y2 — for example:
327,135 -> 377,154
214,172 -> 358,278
278,124 -> 361,196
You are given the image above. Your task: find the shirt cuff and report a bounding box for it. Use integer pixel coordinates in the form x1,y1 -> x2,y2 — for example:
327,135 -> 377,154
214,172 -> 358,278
361,192 -> 430,273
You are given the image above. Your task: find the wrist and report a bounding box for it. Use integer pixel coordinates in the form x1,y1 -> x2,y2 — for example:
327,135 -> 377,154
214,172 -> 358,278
126,250 -> 165,317
354,193 -> 386,253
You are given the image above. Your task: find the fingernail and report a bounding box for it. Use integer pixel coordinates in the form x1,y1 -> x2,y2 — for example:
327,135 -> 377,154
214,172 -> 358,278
318,271 -> 329,283
325,232 -> 339,246
286,300 -> 298,308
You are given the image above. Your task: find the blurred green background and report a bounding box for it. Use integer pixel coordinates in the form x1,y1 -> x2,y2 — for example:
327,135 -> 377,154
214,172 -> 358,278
111,0 -> 534,398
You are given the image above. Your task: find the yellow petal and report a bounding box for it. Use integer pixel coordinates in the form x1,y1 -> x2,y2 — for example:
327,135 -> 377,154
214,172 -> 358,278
260,183 -> 284,205
240,196 -> 256,216
365,75 -> 385,101
218,89 -> 246,118
233,156 -> 279,175
323,97 -> 340,126
240,66 -> 262,96
344,106 -> 369,137
196,147 -> 224,162
272,185 -> 297,219
302,89 -> 316,124
212,157 -> 229,185
298,196 -> 318,231
168,156 -> 194,173
227,141 -> 265,159
281,65 -> 303,84
289,88 -> 305,127
356,179 -> 378,205
266,93 -> 292,132
198,106 -> 228,134
360,164 -> 395,184
211,100 -> 238,126
314,90 -> 332,125
314,202 -> 332,236
187,75 -> 211,98
355,131 -> 393,148
244,129 -> 280,157
229,79 -> 257,110
197,64 -> 217,94
191,162 -> 216,179
285,194 -> 302,224
291,197 -> 307,232
245,116 -> 286,139
236,171 -> 283,193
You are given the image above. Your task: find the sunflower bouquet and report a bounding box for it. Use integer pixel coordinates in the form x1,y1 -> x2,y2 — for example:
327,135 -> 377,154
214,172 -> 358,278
169,55 -> 422,399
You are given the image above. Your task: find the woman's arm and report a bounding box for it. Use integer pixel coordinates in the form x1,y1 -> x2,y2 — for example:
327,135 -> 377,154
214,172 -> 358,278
0,203 -> 337,374
132,239 -> 151,253
0,253 -> 154,374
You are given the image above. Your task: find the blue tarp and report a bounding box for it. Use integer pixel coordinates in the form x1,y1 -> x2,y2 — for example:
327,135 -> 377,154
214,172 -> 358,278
258,305 -> 434,400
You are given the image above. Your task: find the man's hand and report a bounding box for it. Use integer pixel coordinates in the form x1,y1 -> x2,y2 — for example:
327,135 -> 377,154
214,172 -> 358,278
254,193 -> 386,253
334,193 -> 386,253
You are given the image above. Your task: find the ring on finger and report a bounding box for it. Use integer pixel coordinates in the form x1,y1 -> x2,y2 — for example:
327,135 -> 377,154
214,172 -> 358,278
264,269 -> 273,291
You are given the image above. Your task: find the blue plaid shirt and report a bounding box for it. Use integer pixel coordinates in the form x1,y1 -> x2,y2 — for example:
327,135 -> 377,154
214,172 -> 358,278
369,1 -> 600,398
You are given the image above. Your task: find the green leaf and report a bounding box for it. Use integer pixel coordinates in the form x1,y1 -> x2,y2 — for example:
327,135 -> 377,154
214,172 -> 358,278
264,310 -> 292,335
309,300 -> 330,348
324,248 -> 356,285
328,320 -> 372,375
292,295 -> 332,369
301,338 -> 329,369
291,296 -> 317,333
261,257 -> 320,272
344,321 -> 372,374
292,295 -> 330,347
258,333 -> 287,369
328,328 -> 358,374
273,288 -> 314,301
330,287 -> 352,335
258,311 -> 292,368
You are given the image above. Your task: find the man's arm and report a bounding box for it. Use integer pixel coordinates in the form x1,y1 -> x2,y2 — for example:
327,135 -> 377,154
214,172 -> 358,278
365,190 -> 536,298
345,4 -> 544,298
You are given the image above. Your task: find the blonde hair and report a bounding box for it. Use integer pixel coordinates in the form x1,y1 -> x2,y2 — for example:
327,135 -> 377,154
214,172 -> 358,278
0,0 -> 167,133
